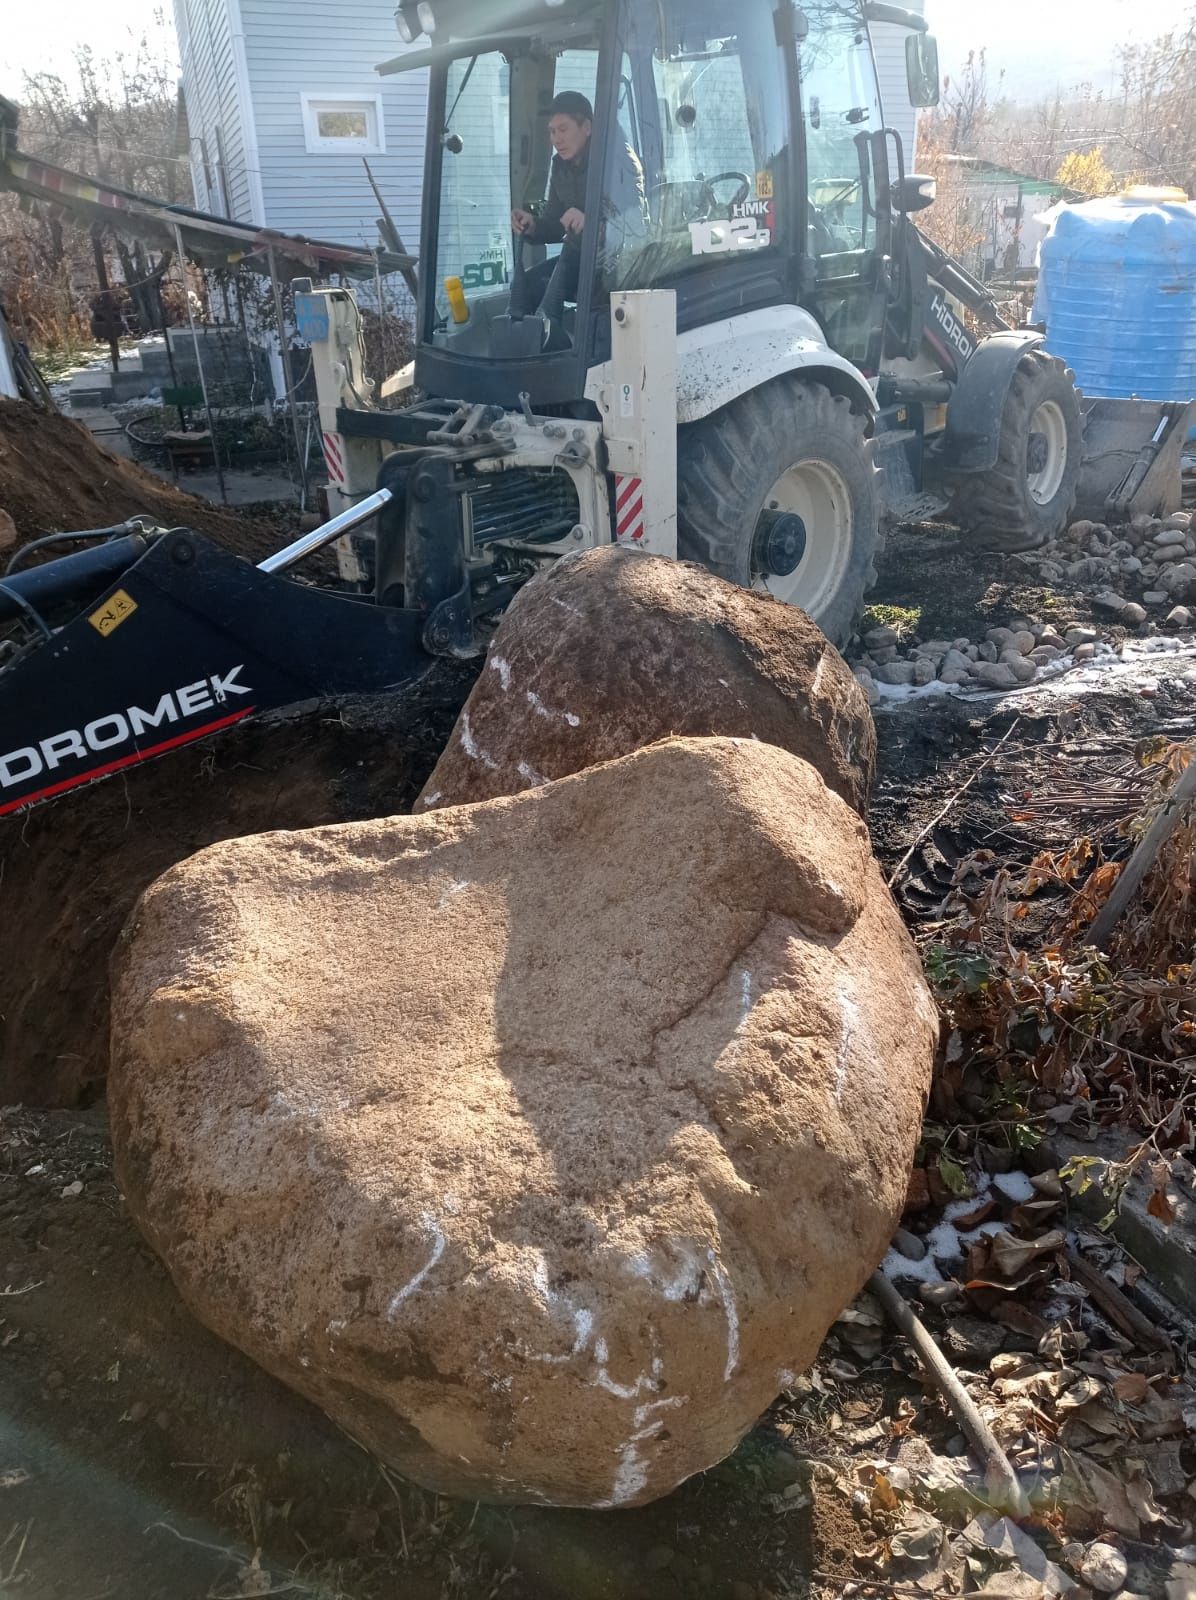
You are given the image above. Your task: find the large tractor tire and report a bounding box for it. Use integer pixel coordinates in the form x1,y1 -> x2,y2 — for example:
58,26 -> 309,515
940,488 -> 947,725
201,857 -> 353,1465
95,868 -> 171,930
950,349 -> 1083,551
677,377 -> 878,648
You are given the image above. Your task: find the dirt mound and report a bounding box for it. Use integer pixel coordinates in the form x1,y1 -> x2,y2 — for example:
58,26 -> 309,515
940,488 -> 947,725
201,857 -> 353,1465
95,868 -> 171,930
0,667 -> 476,1108
0,398 -> 280,561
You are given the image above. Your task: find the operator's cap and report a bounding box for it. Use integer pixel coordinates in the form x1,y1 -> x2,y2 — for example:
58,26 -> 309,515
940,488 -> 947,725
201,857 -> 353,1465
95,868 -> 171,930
548,91 -> 594,122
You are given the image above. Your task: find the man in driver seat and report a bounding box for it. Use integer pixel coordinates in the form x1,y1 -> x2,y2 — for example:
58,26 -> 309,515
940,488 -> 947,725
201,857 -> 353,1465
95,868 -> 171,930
511,91 -> 645,323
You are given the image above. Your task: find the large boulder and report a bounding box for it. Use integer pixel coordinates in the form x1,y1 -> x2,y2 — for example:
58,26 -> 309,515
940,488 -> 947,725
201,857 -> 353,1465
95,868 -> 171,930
416,546 -> 875,817
110,737 -> 935,1509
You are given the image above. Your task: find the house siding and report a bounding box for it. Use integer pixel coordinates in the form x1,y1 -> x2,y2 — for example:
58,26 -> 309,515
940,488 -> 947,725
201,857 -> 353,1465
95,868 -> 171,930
870,0 -> 925,171
173,0 -> 255,222
240,0 -> 427,253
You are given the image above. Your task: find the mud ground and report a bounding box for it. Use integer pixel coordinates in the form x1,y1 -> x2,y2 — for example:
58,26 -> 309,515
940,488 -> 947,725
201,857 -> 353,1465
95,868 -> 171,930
1,523 -> 1195,1597
0,398 -> 281,561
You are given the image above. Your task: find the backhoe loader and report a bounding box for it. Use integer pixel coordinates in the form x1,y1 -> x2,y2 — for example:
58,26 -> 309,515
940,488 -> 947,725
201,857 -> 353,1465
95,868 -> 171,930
3,0 -> 1192,822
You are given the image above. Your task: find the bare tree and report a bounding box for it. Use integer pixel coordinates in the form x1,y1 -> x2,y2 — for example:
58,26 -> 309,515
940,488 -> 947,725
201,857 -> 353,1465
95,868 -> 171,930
0,20 -> 186,357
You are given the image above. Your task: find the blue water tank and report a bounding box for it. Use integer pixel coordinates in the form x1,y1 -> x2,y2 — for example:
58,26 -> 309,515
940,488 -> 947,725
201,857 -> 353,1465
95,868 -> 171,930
1035,194 -> 1196,402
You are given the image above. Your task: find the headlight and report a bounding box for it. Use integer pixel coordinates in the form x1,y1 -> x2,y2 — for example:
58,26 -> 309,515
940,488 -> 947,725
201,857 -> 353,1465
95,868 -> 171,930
416,1 -> 436,33
396,9 -> 416,42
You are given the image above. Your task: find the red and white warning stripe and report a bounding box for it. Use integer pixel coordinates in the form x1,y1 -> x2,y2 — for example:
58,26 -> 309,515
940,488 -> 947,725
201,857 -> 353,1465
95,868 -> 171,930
322,431 -> 346,486
615,474 -> 645,543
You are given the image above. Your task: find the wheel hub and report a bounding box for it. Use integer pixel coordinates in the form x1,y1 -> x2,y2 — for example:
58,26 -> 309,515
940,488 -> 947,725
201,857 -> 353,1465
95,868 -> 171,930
754,511 -> 808,578
1026,400 -> 1069,506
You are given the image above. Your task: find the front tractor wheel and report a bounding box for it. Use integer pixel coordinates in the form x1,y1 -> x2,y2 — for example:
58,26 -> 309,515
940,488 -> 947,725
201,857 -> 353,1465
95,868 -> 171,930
676,378 -> 878,647
950,349 -> 1083,550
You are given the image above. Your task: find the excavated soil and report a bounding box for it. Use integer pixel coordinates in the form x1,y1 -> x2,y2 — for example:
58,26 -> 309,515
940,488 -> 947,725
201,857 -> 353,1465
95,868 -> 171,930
0,398 -> 280,561
0,672 -> 477,1107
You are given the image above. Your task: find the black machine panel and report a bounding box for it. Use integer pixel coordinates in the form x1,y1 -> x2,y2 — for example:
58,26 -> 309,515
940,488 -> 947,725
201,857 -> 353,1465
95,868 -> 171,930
0,532 -> 429,817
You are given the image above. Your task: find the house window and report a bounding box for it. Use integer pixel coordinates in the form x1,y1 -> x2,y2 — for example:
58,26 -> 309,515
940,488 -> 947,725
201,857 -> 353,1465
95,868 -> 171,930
300,94 -> 386,155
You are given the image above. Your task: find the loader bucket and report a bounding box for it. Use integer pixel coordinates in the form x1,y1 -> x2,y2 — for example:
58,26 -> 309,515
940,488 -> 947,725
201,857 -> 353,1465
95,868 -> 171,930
0,524 -> 476,1108
1074,397 -> 1196,524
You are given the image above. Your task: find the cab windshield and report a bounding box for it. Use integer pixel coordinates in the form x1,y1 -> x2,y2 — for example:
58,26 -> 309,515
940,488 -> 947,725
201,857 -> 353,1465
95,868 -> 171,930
430,27 -> 603,360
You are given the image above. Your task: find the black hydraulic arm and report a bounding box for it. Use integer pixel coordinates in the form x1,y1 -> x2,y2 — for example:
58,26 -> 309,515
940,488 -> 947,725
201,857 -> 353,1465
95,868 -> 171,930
912,225 -> 1012,332
0,533 -> 149,626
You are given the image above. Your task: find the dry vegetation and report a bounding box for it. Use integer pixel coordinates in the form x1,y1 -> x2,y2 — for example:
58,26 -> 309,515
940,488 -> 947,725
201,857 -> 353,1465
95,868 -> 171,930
919,12 -> 1196,272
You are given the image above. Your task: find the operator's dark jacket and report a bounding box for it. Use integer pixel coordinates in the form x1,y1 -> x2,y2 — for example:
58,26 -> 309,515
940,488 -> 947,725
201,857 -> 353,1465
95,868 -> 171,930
527,136 -> 647,256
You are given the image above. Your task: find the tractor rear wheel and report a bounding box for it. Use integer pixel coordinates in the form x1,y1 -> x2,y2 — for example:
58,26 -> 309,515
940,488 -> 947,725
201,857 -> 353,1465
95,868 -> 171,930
950,349 -> 1083,550
676,377 -> 878,647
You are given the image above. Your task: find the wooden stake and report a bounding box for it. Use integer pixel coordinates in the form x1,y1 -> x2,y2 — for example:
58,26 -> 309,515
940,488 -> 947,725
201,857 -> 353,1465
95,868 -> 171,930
869,1271 -> 1031,1519
1086,753 -> 1196,950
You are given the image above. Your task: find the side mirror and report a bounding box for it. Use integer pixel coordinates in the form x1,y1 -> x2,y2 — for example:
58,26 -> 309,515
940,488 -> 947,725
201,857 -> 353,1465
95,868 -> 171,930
891,173 -> 937,213
906,33 -> 940,108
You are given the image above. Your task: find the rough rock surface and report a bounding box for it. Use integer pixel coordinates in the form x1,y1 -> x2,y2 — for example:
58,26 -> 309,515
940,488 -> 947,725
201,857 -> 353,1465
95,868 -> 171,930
110,737 -> 935,1509
415,546 -> 876,818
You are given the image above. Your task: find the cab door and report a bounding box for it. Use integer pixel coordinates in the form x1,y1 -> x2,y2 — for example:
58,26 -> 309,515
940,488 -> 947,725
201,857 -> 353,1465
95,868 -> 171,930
796,3 -> 889,372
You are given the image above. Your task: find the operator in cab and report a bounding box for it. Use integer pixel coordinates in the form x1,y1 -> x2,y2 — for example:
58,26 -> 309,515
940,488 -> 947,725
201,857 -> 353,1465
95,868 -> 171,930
510,91 -> 646,324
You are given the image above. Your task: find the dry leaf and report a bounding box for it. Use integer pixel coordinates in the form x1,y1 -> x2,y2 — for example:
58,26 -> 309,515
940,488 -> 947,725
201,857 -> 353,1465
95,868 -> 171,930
871,1472 -> 899,1513
1113,1373 -> 1152,1404
990,1229 -> 1067,1278
1148,1186 -> 1177,1224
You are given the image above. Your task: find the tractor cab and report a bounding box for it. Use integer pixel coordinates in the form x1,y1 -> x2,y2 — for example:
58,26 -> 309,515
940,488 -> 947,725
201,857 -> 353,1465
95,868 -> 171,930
383,0 -> 932,410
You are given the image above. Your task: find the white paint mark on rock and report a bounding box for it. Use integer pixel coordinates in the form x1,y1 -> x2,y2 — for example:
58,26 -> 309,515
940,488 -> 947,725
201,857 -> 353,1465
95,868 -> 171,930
387,1213 -> 447,1317
526,690 -> 581,727
517,760 -> 549,787
460,712 -> 498,770
628,1249 -> 703,1303
490,655 -> 513,691
704,1250 -> 740,1381
595,1395 -> 688,1508
834,979 -> 861,1105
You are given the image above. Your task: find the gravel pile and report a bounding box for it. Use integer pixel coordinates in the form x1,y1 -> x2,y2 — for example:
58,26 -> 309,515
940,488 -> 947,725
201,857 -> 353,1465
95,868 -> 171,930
851,512 -> 1195,704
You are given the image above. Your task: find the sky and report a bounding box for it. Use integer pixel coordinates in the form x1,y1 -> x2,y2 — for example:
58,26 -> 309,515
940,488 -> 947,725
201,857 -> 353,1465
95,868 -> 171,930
926,0 -> 1187,98
0,0 -> 1191,99
1,0 -> 178,96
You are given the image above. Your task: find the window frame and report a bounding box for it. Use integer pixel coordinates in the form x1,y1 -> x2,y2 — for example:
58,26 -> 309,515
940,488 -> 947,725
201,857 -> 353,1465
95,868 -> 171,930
300,93 -> 387,156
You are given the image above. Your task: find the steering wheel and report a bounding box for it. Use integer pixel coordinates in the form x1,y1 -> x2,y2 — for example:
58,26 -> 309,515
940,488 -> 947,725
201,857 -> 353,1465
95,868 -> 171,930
703,171 -> 754,211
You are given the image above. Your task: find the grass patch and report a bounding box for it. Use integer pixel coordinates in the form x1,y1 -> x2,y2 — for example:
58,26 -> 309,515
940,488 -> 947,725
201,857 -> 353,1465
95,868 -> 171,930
860,603 -> 923,637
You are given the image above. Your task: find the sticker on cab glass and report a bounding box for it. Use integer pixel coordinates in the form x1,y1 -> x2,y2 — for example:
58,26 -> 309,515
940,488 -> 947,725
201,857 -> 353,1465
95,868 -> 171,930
689,198 -> 776,256
756,170 -> 774,200
89,589 -> 138,637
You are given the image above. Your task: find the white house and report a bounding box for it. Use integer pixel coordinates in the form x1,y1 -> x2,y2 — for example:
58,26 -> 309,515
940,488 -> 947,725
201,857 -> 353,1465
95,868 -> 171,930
174,0 -> 920,261
173,0 -> 427,253
871,0 -> 925,172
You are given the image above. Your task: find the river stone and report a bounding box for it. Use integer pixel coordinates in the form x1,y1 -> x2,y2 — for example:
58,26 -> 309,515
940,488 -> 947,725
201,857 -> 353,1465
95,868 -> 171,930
109,737 -> 936,1510
415,546 -> 875,819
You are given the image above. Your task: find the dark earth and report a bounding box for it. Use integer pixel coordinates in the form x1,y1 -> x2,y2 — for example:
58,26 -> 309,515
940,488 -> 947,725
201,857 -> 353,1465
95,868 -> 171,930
1,504 -> 1195,1597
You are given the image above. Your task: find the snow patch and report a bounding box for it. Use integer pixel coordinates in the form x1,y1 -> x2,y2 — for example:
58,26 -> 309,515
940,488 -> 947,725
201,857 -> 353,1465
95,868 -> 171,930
992,1169 -> 1036,1204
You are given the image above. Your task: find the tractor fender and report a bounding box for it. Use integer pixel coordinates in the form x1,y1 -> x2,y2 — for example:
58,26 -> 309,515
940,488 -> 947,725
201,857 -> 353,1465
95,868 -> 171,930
941,330 -> 1044,473
588,305 -> 878,426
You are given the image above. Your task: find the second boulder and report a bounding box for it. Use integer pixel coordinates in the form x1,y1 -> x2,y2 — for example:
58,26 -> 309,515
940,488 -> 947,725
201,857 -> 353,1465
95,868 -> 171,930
417,546 -> 875,817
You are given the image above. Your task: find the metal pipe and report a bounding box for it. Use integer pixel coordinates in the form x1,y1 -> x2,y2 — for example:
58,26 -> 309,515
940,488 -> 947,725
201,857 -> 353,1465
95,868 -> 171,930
267,245 -> 310,506
257,488 -> 393,575
173,222 -> 228,505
